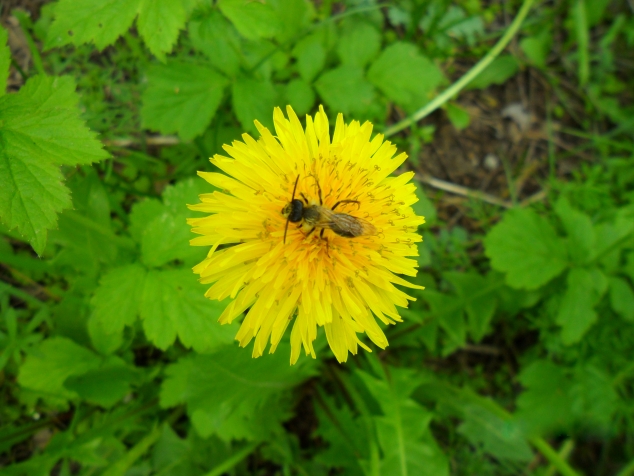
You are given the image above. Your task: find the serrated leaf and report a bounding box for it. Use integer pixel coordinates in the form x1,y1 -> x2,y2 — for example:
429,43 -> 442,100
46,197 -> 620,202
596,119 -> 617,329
160,343 -> 317,440
129,198 -> 163,243
270,0 -> 314,43
137,0 -> 187,61
484,209 -> 569,289
467,55 -> 519,89
292,33 -> 326,82
141,61 -> 228,140
424,290 -> 466,350
555,196 -> 595,264
232,77 -> 278,134
141,269 -> 236,352
315,65 -> 375,115
18,337 -> 102,404
0,26 -> 9,96
218,0 -> 280,40
285,79 -> 315,116
337,21 -> 381,67
189,10 -> 241,77
609,276 -> 634,321
368,42 -> 444,114
0,75 -> 108,254
64,360 -> 136,407
570,365 -> 618,433
556,267 -> 603,344
459,405 -> 533,461
91,264 -> 147,335
357,367 -> 449,476
45,0 -> 142,50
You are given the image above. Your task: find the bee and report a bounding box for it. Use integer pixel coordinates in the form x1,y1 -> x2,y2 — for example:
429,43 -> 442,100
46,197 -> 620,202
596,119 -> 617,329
282,175 -> 377,243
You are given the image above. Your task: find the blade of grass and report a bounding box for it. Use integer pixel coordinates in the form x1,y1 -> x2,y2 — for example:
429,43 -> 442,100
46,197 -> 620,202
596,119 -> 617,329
573,0 -> 589,87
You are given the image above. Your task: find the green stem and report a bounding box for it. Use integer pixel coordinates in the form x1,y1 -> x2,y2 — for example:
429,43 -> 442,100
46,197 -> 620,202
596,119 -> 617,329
202,442 -> 259,476
383,0 -> 535,137
531,438 -> 583,476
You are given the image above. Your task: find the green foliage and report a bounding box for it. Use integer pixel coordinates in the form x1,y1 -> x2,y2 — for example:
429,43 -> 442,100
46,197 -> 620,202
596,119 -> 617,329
2,1 -> 634,475
0,75 -> 108,254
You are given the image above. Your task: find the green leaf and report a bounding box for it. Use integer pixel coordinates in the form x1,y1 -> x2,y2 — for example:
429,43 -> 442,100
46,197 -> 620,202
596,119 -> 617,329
556,267 -> 605,344
459,405 -> 533,461
91,264 -> 148,335
0,75 -> 108,254
445,272 -> 500,342
412,182 -> 436,224
555,196 -> 594,264
141,61 -> 228,140
445,103 -> 470,130
141,269 -> 236,352
337,21 -> 381,67
129,197 -> 163,244
0,26 -> 9,96
218,0 -> 279,40
424,290 -> 466,352
64,359 -> 136,407
358,366 -> 449,476
520,30 -> 552,69
160,343 -> 317,440
45,0 -> 142,50
285,79 -> 315,116
367,42 -> 444,114
189,10 -> 241,77
292,33 -> 326,82
315,65 -> 375,115
515,360 -> 574,436
270,0 -> 314,43
467,55 -> 519,89
232,77 -> 278,134
137,0 -> 187,61
18,337 -> 102,404
609,276 -> 634,321
140,178 -> 208,267
484,209 -> 569,289
570,365 -> 618,433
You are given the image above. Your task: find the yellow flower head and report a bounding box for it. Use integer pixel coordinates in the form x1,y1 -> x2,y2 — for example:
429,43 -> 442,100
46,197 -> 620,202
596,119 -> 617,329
188,106 -> 425,364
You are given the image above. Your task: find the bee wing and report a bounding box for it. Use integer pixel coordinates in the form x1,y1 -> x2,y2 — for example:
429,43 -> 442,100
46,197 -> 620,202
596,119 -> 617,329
328,213 -> 377,237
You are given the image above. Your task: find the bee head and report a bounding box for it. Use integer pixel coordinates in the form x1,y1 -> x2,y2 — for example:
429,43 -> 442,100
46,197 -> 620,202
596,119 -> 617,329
283,199 -> 304,223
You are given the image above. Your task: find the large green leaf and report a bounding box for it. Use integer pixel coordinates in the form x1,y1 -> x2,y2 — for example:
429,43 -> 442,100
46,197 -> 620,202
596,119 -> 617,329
160,343 -> 318,440
315,65 -> 375,115
141,61 -> 228,140
484,208 -> 569,289
218,0 -> 280,40
18,337 -> 102,405
358,366 -> 449,476
337,21 -> 381,68
556,267 -> 606,344
46,0 -> 198,56
232,77 -> 279,134
140,269 -> 235,352
45,0 -> 142,50
368,42 -> 444,113
0,76 -> 108,254
189,10 -> 241,77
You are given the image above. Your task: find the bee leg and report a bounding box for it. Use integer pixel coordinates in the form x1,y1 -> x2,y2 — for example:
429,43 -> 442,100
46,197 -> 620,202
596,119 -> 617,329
320,228 -> 325,239
332,199 -> 360,211
324,238 -> 331,257
311,175 -> 323,205
305,227 -> 316,238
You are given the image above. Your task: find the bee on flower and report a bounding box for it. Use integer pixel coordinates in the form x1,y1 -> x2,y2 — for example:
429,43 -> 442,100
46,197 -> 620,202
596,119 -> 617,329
188,106 -> 425,364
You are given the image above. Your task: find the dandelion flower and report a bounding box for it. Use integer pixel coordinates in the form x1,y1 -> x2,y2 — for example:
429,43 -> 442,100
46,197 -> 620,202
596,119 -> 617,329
188,106 -> 425,364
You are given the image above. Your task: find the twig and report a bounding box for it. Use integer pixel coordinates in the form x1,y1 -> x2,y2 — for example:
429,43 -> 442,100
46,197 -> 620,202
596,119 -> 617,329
102,136 -> 180,147
416,173 -> 548,209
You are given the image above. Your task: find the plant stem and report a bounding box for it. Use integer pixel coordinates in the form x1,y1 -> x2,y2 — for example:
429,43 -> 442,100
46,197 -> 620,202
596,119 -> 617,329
383,0 -> 535,137
616,458 -> 634,476
531,438 -> 583,476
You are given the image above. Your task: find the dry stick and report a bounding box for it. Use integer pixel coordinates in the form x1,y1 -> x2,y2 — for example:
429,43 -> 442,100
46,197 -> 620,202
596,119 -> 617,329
102,136 -> 180,147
